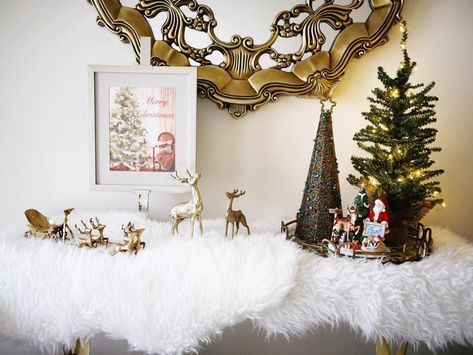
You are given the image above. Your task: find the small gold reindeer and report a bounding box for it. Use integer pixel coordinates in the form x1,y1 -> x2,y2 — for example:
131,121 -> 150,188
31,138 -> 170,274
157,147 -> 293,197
225,189 -> 250,238
75,221 -> 97,248
89,217 -> 109,246
112,222 -> 146,255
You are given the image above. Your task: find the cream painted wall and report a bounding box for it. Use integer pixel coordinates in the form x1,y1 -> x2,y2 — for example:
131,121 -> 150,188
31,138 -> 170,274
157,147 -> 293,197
1,0 -> 472,240
0,0 -> 472,354
1,0 -> 472,238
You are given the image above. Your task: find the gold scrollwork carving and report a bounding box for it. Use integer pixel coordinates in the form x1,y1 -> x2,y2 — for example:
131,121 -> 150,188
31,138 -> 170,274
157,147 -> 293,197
86,0 -> 403,117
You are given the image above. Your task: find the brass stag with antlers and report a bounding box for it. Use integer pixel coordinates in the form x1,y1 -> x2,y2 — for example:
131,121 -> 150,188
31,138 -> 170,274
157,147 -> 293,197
225,189 -> 250,238
170,170 -> 204,238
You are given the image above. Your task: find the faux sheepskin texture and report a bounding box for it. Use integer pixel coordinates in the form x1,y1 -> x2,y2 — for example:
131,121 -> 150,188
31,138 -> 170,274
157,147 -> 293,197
0,210 -> 472,354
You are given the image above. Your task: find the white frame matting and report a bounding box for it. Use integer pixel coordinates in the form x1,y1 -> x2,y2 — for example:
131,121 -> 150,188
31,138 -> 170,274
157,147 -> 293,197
88,65 -> 197,192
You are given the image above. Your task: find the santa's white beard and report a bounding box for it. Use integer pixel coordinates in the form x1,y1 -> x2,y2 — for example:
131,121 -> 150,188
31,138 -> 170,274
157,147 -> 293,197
157,147 -> 173,154
373,205 -> 384,221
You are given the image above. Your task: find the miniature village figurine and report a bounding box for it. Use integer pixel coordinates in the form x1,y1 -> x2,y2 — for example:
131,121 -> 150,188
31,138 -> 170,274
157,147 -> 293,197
353,186 -> 370,240
225,189 -> 250,238
367,197 -> 390,231
361,197 -> 390,251
329,206 -> 359,247
346,206 -> 362,248
170,170 -> 204,238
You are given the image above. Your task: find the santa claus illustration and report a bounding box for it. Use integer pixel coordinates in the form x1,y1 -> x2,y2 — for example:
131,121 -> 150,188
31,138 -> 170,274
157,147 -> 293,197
368,196 -> 390,232
154,132 -> 175,171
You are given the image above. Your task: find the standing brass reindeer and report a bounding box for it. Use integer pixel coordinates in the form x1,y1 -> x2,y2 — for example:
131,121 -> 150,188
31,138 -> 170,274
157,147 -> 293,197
170,169 -> 203,238
225,189 -> 250,238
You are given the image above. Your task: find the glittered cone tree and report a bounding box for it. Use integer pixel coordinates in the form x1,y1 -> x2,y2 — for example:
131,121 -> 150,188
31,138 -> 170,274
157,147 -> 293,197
347,21 -> 444,230
295,108 -> 342,244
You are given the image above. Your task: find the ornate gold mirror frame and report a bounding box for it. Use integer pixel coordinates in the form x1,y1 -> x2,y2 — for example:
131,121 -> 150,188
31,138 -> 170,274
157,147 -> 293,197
87,0 -> 403,117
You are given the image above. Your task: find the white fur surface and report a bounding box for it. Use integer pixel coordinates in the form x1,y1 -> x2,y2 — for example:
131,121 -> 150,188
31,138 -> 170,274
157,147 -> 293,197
0,210 -> 472,354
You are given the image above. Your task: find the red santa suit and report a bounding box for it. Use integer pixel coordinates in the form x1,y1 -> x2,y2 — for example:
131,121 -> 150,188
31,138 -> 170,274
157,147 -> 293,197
154,132 -> 175,171
368,197 -> 390,225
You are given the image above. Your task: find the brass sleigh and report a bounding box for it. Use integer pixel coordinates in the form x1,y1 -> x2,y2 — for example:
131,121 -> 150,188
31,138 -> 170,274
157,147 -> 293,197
24,208 -> 74,240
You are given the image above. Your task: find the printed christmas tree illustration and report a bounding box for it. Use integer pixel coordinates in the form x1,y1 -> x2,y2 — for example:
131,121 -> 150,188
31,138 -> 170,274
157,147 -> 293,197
109,87 -> 149,170
295,108 -> 342,244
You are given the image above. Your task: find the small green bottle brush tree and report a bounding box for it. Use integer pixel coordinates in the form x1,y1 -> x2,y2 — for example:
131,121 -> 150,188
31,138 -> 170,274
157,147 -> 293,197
347,21 -> 444,227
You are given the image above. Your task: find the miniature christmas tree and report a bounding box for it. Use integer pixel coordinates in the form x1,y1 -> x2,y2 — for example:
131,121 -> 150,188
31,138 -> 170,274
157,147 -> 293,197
295,108 -> 342,244
347,21 -> 444,225
109,87 -> 149,170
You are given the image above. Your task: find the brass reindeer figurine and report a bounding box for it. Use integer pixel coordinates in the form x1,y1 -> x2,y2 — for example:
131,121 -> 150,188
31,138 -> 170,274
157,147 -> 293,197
170,170 -> 203,238
112,222 -> 146,255
75,220 -> 97,248
62,208 -> 75,240
90,217 -> 109,246
225,189 -> 250,238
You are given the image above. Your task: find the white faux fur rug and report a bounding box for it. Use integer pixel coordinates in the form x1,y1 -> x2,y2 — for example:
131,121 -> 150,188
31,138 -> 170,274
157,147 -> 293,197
0,210 -> 472,354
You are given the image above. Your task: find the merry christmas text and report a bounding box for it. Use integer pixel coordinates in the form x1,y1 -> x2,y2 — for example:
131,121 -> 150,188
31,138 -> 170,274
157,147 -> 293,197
147,96 -> 169,108
138,109 -> 175,119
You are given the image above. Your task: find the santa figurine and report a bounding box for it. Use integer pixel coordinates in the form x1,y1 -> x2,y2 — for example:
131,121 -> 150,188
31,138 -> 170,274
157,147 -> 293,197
367,196 -> 390,234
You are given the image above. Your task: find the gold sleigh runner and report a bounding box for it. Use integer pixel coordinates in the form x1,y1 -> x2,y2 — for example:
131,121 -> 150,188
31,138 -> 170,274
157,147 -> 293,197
86,0 -> 404,117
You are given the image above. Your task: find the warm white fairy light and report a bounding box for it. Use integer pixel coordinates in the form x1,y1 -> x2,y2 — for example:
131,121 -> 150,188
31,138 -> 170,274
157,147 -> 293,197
369,176 -> 380,186
400,23 -> 407,33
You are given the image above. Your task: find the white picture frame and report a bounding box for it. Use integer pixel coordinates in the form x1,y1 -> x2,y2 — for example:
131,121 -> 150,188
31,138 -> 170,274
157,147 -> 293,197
88,65 -> 197,192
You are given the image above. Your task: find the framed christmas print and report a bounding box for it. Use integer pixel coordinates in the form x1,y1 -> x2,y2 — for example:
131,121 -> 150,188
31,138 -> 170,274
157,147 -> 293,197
88,65 -> 197,192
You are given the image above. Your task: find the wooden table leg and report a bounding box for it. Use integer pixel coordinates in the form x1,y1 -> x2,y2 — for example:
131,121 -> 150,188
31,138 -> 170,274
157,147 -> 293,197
64,339 -> 91,355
